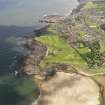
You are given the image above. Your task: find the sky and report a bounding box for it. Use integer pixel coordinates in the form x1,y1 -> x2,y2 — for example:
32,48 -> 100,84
0,0 -> 78,26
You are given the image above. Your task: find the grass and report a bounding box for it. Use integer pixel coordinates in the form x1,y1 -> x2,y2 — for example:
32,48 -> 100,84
35,26 -> 105,74
79,31 -> 87,37
78,47 -> 90,54
84,2 -> 97,9
100,42 -> 105,53
35,27 -> 87,69
84,14 -> 105,36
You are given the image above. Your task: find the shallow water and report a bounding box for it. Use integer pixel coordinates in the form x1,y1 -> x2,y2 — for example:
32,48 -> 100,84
0,74 -> 39,105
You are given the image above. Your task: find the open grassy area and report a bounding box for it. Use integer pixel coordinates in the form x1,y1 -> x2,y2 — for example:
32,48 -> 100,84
79,31 -> 87,37
35,26 -> 105,74
35,27 -> 87,69
84,2 -> 97,9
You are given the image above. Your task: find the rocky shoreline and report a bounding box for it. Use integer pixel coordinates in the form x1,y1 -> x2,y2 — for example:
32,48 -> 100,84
16,26 -> 49,75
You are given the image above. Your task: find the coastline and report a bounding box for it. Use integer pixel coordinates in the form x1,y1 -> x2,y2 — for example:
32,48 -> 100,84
6,0 -> 104,105
19,0 -> 105,105
2,0 -> 103,105
25,0 -> 89,105
21,0 -> 83,75
24,1 -> 81,105
15,25 -> 48,75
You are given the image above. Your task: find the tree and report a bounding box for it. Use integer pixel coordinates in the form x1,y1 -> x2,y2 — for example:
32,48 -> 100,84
85,41 -> 104,67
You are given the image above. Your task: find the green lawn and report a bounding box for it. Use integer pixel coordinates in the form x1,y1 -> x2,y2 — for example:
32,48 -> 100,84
35,28 -> 87,69
84,2 -> 97,9
100,42 -> 105,53
35,24 -> 105,74
79,31 -> 87,37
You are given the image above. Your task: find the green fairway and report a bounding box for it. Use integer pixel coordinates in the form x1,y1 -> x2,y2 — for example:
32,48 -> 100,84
84,2 -> 97,9
35,28 -> 87,69
35,26 -> 105,74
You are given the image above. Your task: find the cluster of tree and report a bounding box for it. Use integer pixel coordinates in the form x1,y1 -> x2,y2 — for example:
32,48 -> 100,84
84,41 -> 105,67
